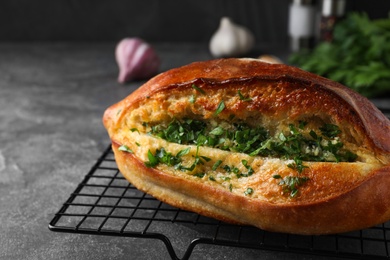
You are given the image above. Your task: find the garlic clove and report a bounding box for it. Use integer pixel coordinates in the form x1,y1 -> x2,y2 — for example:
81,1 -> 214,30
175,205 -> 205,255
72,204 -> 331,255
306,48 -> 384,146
209,17 -> 255,58
115,38 -> 160,83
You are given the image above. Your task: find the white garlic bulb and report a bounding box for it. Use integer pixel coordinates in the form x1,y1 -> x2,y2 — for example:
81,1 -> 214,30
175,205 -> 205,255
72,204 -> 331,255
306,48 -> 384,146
209,17 -> 255,58
115,38 -> 160,83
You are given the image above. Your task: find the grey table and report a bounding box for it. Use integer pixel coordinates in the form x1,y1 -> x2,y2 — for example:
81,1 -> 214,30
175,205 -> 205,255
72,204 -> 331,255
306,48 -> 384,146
1,42 -> 389,260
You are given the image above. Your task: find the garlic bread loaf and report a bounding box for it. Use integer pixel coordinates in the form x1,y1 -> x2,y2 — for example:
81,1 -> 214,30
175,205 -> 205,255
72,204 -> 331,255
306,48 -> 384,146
103,58 -> 390,235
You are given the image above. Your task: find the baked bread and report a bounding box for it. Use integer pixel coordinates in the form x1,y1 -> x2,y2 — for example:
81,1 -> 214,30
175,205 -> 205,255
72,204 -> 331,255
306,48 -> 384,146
103,58 -> 390,235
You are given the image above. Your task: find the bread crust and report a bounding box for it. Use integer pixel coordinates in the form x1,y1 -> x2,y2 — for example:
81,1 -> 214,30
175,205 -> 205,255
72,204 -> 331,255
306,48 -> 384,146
103,58 -> 390,234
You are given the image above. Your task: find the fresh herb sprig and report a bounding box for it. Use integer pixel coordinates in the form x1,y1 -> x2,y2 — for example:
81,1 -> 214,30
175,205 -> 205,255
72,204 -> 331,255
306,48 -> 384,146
238,90 -> 252,101
118,144 -> 133,153
214,101 -> 225,116
289,12 -> 390,97
144,147 -> 190,168
273,174 -> 309,198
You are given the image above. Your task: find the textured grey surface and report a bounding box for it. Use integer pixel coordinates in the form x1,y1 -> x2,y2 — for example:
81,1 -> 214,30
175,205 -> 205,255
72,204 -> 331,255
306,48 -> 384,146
0,43 -> 388,260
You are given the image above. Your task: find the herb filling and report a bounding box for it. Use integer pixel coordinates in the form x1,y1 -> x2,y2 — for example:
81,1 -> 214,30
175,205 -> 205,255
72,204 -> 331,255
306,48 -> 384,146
139,118 -> 357,197
149,119 -> 357,163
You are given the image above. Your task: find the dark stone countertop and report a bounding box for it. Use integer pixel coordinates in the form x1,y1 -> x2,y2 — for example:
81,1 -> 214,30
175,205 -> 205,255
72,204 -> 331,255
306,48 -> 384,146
1,42 -> 389,260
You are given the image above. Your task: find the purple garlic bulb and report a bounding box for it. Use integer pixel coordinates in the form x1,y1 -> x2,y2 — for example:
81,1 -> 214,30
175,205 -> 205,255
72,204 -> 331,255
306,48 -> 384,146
115,38 -> 160,83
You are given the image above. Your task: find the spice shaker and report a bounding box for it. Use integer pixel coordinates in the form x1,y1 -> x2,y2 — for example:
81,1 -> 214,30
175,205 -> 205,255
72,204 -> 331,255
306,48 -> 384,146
288,0 -> 316,52
320,0 -> 346,42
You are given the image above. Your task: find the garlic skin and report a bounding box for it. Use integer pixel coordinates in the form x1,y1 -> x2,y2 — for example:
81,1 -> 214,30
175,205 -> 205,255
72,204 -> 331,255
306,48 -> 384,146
115,38 -> 160,83
209,17 -> 255,58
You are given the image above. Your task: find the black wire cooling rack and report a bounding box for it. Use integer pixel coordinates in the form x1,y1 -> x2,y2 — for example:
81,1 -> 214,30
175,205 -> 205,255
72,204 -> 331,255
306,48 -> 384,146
49,107 -> 390,260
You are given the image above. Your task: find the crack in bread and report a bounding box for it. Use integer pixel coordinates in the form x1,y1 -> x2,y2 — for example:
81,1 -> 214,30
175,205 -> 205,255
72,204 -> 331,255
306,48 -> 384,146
103,58 -> 390,234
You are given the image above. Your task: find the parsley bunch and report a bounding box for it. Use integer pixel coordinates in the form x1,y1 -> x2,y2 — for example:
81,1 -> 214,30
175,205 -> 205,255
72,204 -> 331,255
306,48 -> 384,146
289,12 -> 390,97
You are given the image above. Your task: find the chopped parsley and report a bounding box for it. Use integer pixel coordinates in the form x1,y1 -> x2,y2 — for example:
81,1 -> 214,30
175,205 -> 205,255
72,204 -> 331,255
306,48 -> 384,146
144,147 -> 190,168
189,94 -> 196,103
244,188 -> 254,196
214,101 -> 225,116
287,156 -> 309,174
130,128 -> 139,133
118,144 -> 133,153
146,118 -> 358,197
150,119 -> 356,164
273,174 -> 309,198
191,84 -> 206,94
212,160 -> 223,170
238,90 -> 252,101
320,123 -> 342,138
194,172 -> 206,178
209,175 -> 216,181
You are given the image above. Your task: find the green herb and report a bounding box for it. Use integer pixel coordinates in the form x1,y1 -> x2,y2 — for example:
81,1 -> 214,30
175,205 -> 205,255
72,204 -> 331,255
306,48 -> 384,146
130,128 -> 139,133
118,144 -> 133,153
241,160 -> 254,176
220,176 -> 231,181
177,145 -> 209,172
209,126 -> 225,136
238,90 -> 252,101
273,175 -> 309,198
149,119 -> 356,164
212,160 -> 223,170
209,175 -> 216,181
214,101 -> 225,116
176,147 -> 191,157
189,94 -> 196,103
150,119 -> 269,155
145,150 -> 159,167
150,118 -> 206,145
229,184 -> 233,192
192,84 -> 206,94
298,121 -> 308,129
319,124 -> 341,138
287,156 -> 309,174
244,188 -> 254,196
135,142 -> 140,147
289,12 -> 390,97
148,119 -> 358,197
194,172 -> 205,178
222,165 -> 232,173
144,147 -> 190,168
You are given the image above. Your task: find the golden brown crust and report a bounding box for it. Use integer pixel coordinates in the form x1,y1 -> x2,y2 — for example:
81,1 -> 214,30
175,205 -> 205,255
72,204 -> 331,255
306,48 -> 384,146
103,58 -> 390,234
112,141 -> 390,235
104,58 -> 390,156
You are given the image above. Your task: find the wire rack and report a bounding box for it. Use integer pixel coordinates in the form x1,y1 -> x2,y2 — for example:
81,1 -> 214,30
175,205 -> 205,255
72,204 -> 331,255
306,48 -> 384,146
49,107 -> 390,260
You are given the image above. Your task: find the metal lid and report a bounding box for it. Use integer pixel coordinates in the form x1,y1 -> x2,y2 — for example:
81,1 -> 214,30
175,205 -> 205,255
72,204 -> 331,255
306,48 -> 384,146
322,0 -> 346,16
292,0 -> 315,5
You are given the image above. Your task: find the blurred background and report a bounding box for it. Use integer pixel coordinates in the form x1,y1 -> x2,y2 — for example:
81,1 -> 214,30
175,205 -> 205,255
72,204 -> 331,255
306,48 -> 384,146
0,0 -> 388,44
2,0 -> 390,98
1,2 -> 390,259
